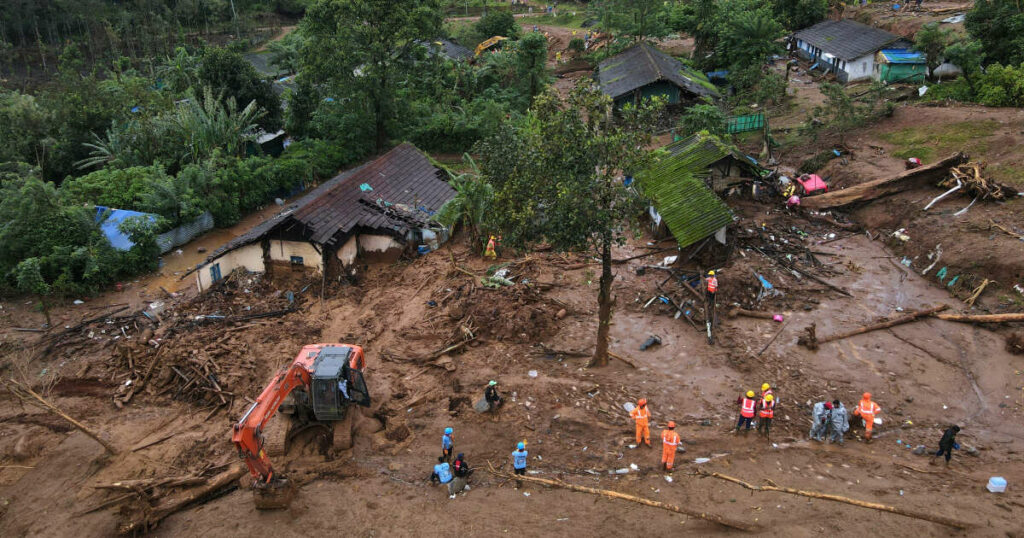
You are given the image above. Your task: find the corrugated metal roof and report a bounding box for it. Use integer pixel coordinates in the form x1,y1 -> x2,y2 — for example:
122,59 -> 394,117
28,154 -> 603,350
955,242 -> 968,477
878,49 -> 925,64
202,143 -> 454,263
637,135 -> 734,249
793,20 -> 906,61
597,43 -> 719,101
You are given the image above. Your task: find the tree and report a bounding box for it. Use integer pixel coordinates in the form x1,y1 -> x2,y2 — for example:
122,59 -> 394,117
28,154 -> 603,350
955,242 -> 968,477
670,0 -> 718,64
964,0 -> 1024,66
168,87 -> 265,164
197,47 -> 282,130
515,32 -> 550,102
591,0 -> 670,42
15,258 -> 52,327
914,23 -> 954,81
678,103 -> 728,137
433,155 -> 493,245
475,10 -> 520,40
301,0 -> 444,152
477,84 -> 662,367
268,29 -> 306,75
717,9 -> 785,71
771,0 -> 828,30
945,40 -> 984,94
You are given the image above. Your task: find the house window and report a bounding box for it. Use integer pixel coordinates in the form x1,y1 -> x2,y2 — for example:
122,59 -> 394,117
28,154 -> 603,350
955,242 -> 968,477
290,256 -> 304,266
210,263 -> 222,283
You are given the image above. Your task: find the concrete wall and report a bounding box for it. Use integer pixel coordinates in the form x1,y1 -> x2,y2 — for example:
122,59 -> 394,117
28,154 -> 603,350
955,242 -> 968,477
337,236 -> 358,266
846,53 -> 875,82
196,243 -> 265,291
358,234 -> 405,263
268,239 -> 322,270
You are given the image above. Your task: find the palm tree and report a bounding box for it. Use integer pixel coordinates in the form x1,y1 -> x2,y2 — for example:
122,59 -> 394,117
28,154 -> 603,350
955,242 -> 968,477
433,154 -> 493,245
168,87 -> 265,163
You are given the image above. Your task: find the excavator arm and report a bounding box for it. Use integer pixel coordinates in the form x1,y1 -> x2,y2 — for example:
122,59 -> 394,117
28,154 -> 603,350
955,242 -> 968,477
232,347 -> 318,484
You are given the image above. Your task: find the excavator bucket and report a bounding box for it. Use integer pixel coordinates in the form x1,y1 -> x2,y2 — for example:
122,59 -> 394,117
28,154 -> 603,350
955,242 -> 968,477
253,478 -> 297,510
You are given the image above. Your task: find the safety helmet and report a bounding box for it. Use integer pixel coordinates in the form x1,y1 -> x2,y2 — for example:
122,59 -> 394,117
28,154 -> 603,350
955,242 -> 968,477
824,402 -> 833,410
863,392 -> 871,400
746,390 -> 755,398
762,383 -> 770,391
489,380 -> 497,386
708,270 -> 716,276
765,394 -> 774,402
638,398 -> 647,406
517,442 -> 525,450
445,427 -> 453,435
667,421 -> 676,428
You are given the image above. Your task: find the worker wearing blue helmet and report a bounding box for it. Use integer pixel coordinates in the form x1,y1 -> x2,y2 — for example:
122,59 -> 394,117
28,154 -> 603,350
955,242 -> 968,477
442,427 -> 454,462
512,441 -> 528,488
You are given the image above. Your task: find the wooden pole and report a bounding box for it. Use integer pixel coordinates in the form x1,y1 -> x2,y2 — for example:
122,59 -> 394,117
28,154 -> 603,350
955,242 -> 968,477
728,308 -> 776,320
486,464 -> 756,531
118,465 -> 245,534
757,320 -> 791,357
807,305 -> 948,347
696,470 -> 969,530
3,378 -> 119,455
934,312 -> 1024,323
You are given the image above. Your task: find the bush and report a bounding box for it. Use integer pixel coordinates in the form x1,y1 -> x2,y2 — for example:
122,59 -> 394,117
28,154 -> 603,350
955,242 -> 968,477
60,165 -> 170,210
568,37 -> 585,52
975,63 -> 1024,107
475,11 -> 520,40
677,103 -> 728,138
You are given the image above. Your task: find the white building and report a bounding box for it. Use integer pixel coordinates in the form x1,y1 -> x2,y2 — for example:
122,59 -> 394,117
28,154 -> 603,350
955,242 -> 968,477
792,19 -> 912,83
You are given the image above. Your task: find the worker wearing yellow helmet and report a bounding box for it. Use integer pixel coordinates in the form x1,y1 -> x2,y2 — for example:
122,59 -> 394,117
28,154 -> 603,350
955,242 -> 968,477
705,270 -> 718,305
758,393 -> 776,437
735,390 -> 756,433
760,382 -> 776,405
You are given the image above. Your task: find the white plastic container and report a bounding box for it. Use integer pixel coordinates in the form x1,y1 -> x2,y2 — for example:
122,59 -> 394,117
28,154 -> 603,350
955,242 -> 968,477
987,477 -> 1007,493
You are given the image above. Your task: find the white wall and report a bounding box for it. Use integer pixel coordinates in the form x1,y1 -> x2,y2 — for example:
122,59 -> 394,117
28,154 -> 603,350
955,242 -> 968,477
268,239 -> 322,270
337,236 -> 358,266
196,243 -> 265,291
359,234 -> 404,253
845,53 -> 875,82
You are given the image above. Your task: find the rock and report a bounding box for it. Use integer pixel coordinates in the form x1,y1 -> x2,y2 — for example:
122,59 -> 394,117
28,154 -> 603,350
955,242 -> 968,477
963,444 -> 979,456
197,246 -> 207,253
912,445 -> 926,455
556,309 -> 567,319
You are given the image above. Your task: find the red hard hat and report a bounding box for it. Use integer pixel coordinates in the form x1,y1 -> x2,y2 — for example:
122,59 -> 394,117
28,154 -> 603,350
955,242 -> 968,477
863,392 -> 872,400
638,398 -> 647,406
667,421 -> 676,428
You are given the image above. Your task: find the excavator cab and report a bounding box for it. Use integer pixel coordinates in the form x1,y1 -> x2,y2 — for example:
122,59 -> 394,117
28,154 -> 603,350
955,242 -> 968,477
310,346 -> 371,421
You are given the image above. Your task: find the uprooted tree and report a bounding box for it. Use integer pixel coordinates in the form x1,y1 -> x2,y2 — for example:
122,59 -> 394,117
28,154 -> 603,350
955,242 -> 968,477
477,84 -> 661,366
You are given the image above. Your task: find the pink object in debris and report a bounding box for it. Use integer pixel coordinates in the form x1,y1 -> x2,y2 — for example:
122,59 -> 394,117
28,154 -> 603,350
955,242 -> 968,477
787,195 -> 801,208
773,314 -> 784,322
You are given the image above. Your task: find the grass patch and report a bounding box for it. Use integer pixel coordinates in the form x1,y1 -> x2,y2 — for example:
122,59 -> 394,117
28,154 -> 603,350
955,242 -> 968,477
988,163 -> 1024,188
525,12 -> 589,28
878,120 -> 1000,164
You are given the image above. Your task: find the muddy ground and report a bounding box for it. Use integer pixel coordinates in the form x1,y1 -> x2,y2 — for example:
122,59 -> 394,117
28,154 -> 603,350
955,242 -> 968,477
2,189 -> 1023,536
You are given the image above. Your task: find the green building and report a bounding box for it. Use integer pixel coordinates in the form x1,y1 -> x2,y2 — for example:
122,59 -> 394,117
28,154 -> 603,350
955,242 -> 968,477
874,49 -> 927,84
597,43 -> 719,109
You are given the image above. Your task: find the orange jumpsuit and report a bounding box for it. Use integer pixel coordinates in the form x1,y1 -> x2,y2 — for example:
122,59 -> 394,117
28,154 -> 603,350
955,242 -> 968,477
661,429 -> 680,469
484,237 -> 497,259
854,398 -> 881,435
629,405 -> 651,445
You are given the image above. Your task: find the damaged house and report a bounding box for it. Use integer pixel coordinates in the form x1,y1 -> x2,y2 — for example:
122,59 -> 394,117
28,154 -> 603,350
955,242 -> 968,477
637,134 -> 752,248
196,143 -> 455,291
792,19 -> 913,83
597,43 -> 719,108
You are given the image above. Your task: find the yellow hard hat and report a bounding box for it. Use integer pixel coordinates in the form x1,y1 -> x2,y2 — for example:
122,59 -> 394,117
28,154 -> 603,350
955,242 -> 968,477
762,383 -> 770,391
708,270 -> 716,276
746,390 -> 755,398
765,394 -> 774,402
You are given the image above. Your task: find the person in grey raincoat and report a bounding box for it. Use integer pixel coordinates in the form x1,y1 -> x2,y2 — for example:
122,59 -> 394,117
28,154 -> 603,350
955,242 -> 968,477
828,400 -> 849,445
810,401 -> 832,441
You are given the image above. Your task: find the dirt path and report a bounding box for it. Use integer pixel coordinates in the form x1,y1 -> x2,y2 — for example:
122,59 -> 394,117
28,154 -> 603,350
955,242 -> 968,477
254,25 -> 297,52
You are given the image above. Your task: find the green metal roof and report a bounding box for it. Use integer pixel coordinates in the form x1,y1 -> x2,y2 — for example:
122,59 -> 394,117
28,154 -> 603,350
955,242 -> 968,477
638,134 -> 735,248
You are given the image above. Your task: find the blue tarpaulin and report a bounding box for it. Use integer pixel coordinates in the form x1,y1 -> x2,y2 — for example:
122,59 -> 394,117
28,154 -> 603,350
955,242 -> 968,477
95,206 -> 157,251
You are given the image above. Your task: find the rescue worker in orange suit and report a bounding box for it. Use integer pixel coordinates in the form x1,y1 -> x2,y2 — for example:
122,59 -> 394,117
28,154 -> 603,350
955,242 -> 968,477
484,236 -> 497,259
629,398 -> 651,447
661,421 -> 681,471
735,390 -> 757,433
757,394 -> 775,436
853,392 -> 881,442
705,270 -> 718,306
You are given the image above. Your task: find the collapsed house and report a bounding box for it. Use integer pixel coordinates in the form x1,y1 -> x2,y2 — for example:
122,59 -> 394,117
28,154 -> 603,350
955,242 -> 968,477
637,134 -> 745,248
597,43 -> 719,108
792,19 -> 913,83
195,143 -> 455,291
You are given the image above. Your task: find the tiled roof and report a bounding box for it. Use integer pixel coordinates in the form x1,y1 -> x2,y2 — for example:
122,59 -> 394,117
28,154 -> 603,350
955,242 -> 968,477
204,143 -> 454,262
420,39 -> 473,61
597,43 -> 719,101
793,19 -> 905,61
638,135 -> 735,248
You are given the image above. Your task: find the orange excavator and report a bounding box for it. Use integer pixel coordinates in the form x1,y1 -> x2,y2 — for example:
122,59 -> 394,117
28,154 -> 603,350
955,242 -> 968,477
232,343 -> 371,508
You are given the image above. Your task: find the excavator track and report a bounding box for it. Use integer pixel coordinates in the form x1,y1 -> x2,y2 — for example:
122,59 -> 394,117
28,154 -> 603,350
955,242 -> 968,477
261,415 -> 290,458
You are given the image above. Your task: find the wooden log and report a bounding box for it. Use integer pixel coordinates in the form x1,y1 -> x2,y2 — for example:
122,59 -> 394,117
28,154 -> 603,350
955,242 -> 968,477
2,378 -> 119,455
757,320 -> 791,357
612,247 -> 678,264
486,464 -> 756,531
118,465 -> 245,534
697,470 -> 969,530
607,351 -> 638,369
728,308 -> 776,320
772,257 -> 852,297
934,313 -> 1024,323
806,305 -> 948,347
801,153 -> 968,209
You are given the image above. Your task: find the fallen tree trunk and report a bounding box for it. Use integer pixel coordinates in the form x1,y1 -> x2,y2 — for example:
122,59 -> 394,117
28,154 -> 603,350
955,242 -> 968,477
2,378 -> 119,455
697,470 -> 969,530
487,465 -> 756,531
934,313 -> 1024,323
800,305 -> 948,348
728,308 -> 776,320
118,464 -> 245,534
802,153 -> 968,209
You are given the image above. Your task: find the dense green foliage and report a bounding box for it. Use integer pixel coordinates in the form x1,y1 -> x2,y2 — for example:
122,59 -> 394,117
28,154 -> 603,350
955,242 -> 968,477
198,48 -> 283,130
913,23 -> 954,81
475,11 -> 521,40
589,0 -> 670,42
677,103 -> 728,138
965,0 -> 1024,67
